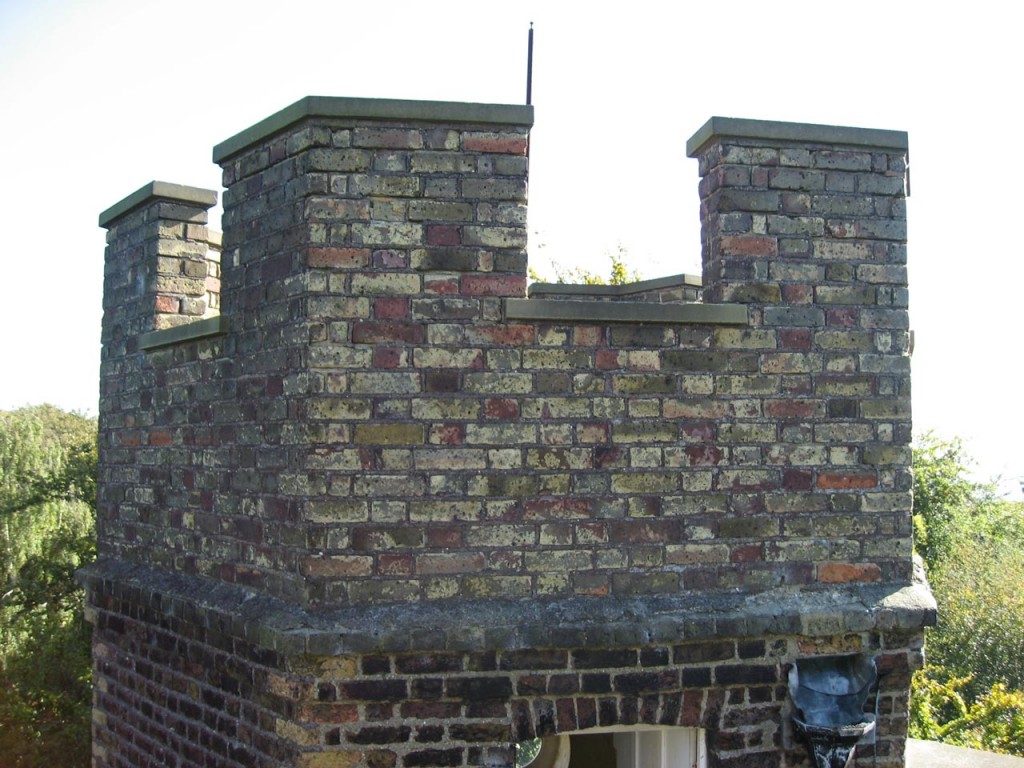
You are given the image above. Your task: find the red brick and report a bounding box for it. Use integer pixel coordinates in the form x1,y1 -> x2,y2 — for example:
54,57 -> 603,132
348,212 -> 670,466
719,236 -> 778,257
373,297 -> 410,320
300,555 -> 373,578
416,553 -> 484,575
464,325 -> 536,345
426,225 -> 460,246
816,472 -> 876,489
485,399 -> 519,419
149,429 -> 173,446
764,399 -> 820,418
573,326 -> 605,346
681,423 -> 715,442
460,274 -> 527,297
352,321 -> 425,344
609,520 -> 680,544
817,562 -> 882,583
119,430 -> 142,447
522,498 -> 591,519
423,276 -> 459,295
307,247 -> 370,269
463,133 -> 528,154
685,444 -> 724,466
378,554 -> 414,576
577,697 -> 599,730
400,702 -> 461,720
826,307 -> 859,327
295,702 -> 360,724
783,469 -> 814,490
429,424 -> 464,446
373,249 -> 407,268
487,552 -> 521,571
374,348 -> 406,369
556,697 -> 578,731
426,527 -> 462,547
782,284 -> 813,303
154,294 -> 180,313
596,350 -> 622,369
730,544 -> 763,563
574,578 -> 609,597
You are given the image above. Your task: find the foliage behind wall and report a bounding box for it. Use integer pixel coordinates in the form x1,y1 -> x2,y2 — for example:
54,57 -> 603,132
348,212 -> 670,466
0,405 -> 96,768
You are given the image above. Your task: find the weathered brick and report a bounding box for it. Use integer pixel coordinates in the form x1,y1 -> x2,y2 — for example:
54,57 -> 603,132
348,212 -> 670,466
96,109 -> 920,768
353,424 -> 425,445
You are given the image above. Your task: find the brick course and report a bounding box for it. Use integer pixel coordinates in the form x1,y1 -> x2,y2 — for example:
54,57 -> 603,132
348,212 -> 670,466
86,99 -> 932,767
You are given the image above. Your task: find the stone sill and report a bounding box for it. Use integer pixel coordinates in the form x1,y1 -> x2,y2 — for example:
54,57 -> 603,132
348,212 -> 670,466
505,298 -> 747,325
139,315 -> 228,351
79,559 -> 936,659
528,273 -> 702,300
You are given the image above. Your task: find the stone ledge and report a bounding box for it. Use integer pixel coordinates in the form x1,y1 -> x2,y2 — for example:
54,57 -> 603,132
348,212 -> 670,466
213,96 -> 535,164
528,273 -> 702,299
98,181 -> 218,228
78,559 -> 936,658
139,315 -> 228,350
686,117 -> 909,157
505,298 -> 747,325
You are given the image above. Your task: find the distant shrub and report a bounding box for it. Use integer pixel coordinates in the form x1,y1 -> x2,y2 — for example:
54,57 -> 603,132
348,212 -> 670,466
1,405 -> 96,768
912,667 -> 1024,756
928,537 -> 1024,702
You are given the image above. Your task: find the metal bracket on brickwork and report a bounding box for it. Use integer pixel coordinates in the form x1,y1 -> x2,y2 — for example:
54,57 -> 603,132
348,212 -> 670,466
504,298 -> 748,325
139,315 -> 229,351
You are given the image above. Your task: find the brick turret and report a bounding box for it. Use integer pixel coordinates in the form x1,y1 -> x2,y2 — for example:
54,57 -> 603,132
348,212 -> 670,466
82,101 -> 932,768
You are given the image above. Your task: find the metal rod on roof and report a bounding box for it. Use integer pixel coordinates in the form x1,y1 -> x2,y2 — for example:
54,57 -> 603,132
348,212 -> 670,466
526,22 -> 534,105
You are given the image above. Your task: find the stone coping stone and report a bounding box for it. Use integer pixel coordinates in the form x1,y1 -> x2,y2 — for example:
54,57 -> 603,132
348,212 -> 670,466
99,181 -> 218,228
79,559 -> 936,658
528,273 -> 702,299
907,739 -> 1024,767
686,116 -> 909,157
139,316 -> 228,350
213,96 -> 536,164
505,298 -> 747,325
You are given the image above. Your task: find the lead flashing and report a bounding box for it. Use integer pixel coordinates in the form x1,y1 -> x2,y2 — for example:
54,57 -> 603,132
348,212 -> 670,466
99,181 -> 217,228
213,96 -> 536,164
686,116 -> 908,158
505,298 -> 747,325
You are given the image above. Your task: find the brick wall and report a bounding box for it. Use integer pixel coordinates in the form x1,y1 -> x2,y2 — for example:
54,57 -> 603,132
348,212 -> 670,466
84,98 -> 933,767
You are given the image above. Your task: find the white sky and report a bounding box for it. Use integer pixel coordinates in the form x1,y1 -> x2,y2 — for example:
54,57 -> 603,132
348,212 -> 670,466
1,0 -> 1020,496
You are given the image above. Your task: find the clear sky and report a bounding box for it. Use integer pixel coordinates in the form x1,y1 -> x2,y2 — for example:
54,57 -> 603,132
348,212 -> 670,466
1,0 -> 1020,496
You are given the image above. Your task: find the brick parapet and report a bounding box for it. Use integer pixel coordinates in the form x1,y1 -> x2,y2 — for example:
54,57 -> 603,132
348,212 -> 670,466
100,182 -> 221,333
89,103 -> 927,767
92,107 -> 919,612
81,559 -> 929,767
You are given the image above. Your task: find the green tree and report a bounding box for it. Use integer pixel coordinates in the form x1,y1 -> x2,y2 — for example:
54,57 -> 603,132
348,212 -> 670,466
912,433 -> 1023,572
0,405 -> 96,768
529,246 -> 642,286
911,433 -> 1024,754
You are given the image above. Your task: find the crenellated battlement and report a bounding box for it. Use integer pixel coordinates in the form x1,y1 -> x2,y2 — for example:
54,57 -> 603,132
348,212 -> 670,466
84,97 -> 931,768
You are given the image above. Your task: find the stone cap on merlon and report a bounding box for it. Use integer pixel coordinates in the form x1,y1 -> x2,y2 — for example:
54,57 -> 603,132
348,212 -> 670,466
212,95 -> 536,164
98,181 -> 218,228
686,116 -> 909,157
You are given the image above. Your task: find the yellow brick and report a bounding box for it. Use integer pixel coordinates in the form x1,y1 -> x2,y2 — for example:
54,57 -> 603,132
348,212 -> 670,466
353,423 -> 424,445
276,719 -> 320,746
297,751 -> 362,768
